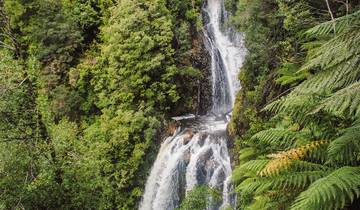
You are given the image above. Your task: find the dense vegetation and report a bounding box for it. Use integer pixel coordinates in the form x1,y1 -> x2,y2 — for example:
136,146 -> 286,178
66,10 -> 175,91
228,0 -> 360,209
0,0 -> 205,209
1,0 -> 360,209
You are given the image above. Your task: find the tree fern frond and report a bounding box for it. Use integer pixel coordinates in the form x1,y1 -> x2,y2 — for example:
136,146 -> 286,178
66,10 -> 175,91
250,128 -> 308,149
238,159 -> 270,174
263,94 -> 322,121
294,56 -> 360,95
245,195 -> 278,210
260,140 -> 329,176
301,28 -> 360,72
239,147 -> 258,162
263,171 -> 328,191
328,121 -> 360,164
232,159 -> 270,183
289,160 -> 329,172
313,81 -> 360,118
236,177 -> 264,194
237,171 -> 328,207
305,10 -> 360,38
291,167 -> 360,210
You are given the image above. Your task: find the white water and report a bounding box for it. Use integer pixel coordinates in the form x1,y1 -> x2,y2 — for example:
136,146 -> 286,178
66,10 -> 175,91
139,0 -> 246,209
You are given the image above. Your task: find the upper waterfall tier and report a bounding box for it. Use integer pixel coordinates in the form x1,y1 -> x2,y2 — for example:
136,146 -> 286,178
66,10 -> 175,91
202,0 -> 245,115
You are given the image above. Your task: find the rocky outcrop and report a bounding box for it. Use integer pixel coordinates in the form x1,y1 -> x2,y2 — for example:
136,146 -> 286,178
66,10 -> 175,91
191,32 -> 213,115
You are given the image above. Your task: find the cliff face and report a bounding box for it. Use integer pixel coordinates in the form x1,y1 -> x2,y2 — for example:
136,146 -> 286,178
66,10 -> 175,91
191,32 -> 213,115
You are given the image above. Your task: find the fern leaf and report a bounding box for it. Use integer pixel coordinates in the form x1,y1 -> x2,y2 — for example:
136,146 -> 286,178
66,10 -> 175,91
301,28 -> 360,72
289,160 -> 329,172
294,56 -> 360,95
261,140 -> 329,176
328,121 -> 360,164
251,128 -> 308,149
313,81 -> 360,118
238,159 -> 270,173
291,167 -> 360,210
245,195 -> 278,210
263,171 -> 328,191
263,94 -> 322,122
305,10 -> 360,37
239,147 -> 258,162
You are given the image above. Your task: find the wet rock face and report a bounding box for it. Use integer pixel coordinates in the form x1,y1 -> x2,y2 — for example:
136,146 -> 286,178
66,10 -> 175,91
191,33 -> 213,115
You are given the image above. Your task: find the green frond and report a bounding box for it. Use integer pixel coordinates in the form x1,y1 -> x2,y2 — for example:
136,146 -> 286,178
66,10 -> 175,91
232,159 -> 270,183
301,28 -> 360,72
291,167 -> 360,210
275,63 -> 307,86
250,128 -> 307,149
237,159 -> 269,174
261,171 -> 328,192
289,160 -> 329,172
328,121 -> 360,164
245,195 -> 278,210
305,10 -> 360,38
294,56 -> 360,95
239,147 -> 258,162
263,94 -> 322,121
236,177 -> 265,194
313,81 -> 360,118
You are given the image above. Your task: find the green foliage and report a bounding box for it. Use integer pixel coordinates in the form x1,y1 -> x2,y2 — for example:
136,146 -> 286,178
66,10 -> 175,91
177,185 -> 222,210
1,0 -> 206,209
232,3 -> 360,209
291,167 -> 360,210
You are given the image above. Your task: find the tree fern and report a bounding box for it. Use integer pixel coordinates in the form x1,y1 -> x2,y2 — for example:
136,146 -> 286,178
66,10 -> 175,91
288,160 -> 329,172
263,93 -> 322,122
245,195 -> 277,210
294,56 -> 360,95
301,29 -> 360,71
305,10 -> 360,38
312,81 -> 360,118
239,171 -> 328,194
250,128 -> 310,149
260,140 -> 329,176
233,159 -> 269,178
328,120 -> 360,164
238,147 -> 258,162
234,6 -> 360,210
261,171 -> 328,191
291,167 -> 360,210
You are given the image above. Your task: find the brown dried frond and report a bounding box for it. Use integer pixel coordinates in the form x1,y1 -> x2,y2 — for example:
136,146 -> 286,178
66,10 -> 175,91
260,140 -> 329,176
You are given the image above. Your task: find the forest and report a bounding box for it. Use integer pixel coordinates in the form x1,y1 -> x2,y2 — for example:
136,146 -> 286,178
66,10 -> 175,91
0,0 -> 359,210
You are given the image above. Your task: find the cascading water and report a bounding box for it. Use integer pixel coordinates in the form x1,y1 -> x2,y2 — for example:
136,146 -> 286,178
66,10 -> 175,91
139,0 -> 246,209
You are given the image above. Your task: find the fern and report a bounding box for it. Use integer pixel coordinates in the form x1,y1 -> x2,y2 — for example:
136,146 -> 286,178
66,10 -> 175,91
301,29 -> 360,71
289,160 -> 329,172
305,10 -> 360,37
234,8 -> 360,210
239,147 -> 258,162
260,140 -> 329,176
263,93 -> 322,122
294,56 -> 360,95
236,177 -> 265,194
328,120 -> 360,164
237,159 -> 269,174
262,171 -> 328,191
250,128 -> 304,149
291,167 -> 360,210
245,195 -> 277,210
313,81 -> 360,118
232,159 -> 269,183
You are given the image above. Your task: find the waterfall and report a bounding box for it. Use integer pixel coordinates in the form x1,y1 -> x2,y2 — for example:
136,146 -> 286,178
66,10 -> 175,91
139,0 -> 246,209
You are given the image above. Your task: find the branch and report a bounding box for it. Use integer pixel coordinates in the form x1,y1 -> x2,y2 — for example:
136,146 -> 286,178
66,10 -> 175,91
325,0 -> 336,34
